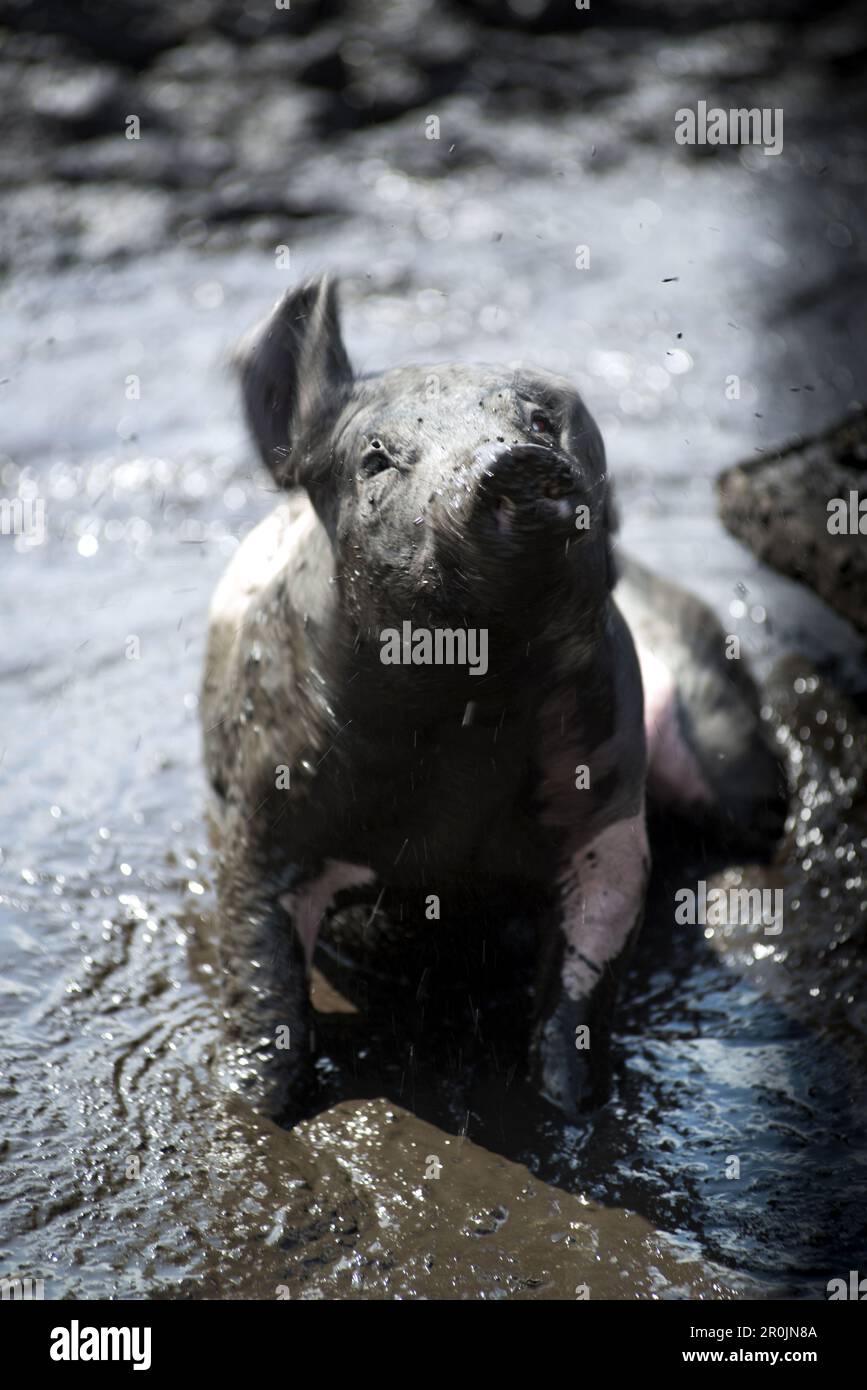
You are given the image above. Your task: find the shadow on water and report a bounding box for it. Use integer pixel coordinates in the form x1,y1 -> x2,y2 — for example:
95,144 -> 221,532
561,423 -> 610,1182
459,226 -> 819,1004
3,0 -> 867,1300
309,807 -> 867,1300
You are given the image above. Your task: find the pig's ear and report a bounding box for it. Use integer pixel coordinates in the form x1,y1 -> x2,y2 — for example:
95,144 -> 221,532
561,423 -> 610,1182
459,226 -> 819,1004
235,277 -> 353,489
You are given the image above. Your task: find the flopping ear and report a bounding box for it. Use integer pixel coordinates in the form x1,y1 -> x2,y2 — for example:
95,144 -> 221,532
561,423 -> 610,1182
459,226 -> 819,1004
235,277 -> 353,489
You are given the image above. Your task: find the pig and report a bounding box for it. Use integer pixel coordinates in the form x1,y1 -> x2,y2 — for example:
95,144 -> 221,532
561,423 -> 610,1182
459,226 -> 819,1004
201,277 -> 784,1125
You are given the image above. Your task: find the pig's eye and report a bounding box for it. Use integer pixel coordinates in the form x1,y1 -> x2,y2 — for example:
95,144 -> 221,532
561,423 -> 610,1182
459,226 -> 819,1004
359,439 -> 394,478
530,411 -> 554,436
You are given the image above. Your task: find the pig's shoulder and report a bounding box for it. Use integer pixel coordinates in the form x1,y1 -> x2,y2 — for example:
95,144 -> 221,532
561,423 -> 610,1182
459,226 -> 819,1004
201,496 -> 332,802
207,497 -> 319,630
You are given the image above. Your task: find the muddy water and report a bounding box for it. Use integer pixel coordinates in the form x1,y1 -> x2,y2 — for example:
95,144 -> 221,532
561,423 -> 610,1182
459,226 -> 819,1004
3,10 -> 867,1298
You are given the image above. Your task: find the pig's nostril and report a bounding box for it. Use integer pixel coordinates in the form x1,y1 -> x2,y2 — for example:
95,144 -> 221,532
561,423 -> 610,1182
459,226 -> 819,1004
475,445 -> 577,498
468,442 -> 582,538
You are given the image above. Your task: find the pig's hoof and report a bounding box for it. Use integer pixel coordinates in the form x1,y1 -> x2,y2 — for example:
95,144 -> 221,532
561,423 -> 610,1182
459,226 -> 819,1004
215,1036 -> 313,1128
530,1002 -> 611,1120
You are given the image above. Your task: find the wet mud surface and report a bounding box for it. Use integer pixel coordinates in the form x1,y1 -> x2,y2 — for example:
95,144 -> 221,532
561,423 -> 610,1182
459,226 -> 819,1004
2,0 -> 867,1299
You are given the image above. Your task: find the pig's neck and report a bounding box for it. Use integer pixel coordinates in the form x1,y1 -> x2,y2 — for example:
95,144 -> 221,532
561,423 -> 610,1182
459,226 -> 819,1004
323,598 -> 612,730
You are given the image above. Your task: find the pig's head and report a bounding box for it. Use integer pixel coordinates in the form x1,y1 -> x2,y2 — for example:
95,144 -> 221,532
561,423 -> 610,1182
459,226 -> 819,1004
237,277 -> 617,666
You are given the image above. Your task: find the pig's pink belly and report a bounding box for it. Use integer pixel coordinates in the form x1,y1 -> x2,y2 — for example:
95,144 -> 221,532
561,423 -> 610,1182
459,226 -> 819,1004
638,643 -> 713,808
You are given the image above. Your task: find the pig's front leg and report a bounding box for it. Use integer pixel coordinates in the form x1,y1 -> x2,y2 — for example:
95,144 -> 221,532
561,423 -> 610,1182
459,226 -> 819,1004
214,843 -> 315,1125
530,811 -> 650,1117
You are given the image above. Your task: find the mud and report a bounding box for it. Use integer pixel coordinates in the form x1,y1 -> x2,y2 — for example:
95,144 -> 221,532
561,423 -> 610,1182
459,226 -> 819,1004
2,0 -> 867,1300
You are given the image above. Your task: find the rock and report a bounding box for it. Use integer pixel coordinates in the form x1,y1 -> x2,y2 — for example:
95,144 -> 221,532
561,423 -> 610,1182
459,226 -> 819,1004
718,409 -> 867,637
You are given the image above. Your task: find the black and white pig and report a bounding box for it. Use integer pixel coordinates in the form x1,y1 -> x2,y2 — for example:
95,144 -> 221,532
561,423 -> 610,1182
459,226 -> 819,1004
201,277 -> 784,1125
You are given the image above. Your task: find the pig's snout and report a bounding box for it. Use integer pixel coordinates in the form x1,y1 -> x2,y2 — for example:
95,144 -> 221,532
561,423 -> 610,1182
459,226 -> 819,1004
471,442 -> 583,536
